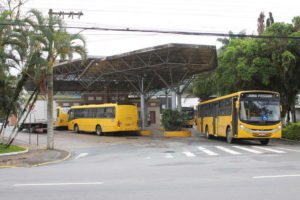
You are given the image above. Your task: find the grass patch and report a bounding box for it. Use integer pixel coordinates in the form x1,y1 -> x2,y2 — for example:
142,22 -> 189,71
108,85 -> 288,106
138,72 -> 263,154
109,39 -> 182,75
0,144 -> 26,154
282,122 -> 300,141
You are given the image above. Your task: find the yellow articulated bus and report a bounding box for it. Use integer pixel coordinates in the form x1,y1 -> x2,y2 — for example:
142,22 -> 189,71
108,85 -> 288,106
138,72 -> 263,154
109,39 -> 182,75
54,106 -> 70,129
182,107 -> 195,128
196,91 -> 282,145
67,103 -> 139,135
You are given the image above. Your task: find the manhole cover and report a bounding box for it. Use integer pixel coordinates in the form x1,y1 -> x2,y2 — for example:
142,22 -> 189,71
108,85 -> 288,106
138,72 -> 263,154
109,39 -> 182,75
164,151 -> 175,153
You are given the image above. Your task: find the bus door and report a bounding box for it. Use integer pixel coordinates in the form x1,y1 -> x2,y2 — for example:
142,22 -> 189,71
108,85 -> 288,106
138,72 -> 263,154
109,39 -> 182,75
232,97 -> 238,136
213,102 -> 218,136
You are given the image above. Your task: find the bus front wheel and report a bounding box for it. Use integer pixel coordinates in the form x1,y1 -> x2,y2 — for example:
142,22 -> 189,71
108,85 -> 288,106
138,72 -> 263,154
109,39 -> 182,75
96,125 -> 103,136
226,126 -> 234,143
260,139 -> 270,145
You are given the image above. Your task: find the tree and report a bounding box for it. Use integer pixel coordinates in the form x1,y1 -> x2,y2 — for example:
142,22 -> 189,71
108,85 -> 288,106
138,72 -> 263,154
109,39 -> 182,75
25,9 -> 86,149
216,17 -> 300,120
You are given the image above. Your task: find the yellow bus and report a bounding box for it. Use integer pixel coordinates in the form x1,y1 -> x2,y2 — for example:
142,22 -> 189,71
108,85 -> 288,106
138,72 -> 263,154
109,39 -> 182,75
67,103 -> 139,135
196,91 -> 281,145
54,106 -> 70,129
182,107 -> 195,128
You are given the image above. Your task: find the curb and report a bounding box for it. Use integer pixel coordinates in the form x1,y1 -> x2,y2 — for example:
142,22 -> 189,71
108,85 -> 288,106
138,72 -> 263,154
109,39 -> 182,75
164,130 -> 192,137
32,150 -> 72,167
139,130 -> 153,136
0,149 -> 72,168
280,138 -> 300,143
0,148 -> 29,157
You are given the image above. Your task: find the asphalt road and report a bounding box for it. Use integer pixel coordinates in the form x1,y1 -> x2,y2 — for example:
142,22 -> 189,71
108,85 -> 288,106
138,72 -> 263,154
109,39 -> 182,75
1,127 -> 300,200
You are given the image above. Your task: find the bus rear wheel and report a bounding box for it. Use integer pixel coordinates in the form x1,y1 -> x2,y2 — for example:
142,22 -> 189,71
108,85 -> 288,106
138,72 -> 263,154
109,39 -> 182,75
74,124 -> 80,133
226,126 -> 234,143
260,139 -> 270,145
96,125 -> 103,136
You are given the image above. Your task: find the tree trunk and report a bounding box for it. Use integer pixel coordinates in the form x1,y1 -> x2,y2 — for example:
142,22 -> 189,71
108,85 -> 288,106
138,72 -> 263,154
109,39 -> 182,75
47,65 -> 54,150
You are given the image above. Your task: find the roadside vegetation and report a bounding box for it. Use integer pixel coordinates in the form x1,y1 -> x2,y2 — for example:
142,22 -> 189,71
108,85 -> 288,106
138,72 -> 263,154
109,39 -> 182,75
282,123 -> 300,141
161,109 -> 188,131
0,0 -> 86,148
0,144 -> 26,154
189,15 -> 300,124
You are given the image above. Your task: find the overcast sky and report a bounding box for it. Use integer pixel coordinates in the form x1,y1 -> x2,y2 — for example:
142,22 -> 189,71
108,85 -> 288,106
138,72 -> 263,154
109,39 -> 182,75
22,0 -> 300,56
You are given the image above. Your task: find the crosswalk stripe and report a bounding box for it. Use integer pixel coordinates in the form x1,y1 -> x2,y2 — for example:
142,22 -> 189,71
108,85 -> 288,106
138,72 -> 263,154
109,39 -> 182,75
215,146 -> 241,155
197,147 -> 218,156
253,146 -> 286,153
183,151 -> 196,157
277,147 -> 300,153
165,153 -> 174,158
232,146 -> 262,154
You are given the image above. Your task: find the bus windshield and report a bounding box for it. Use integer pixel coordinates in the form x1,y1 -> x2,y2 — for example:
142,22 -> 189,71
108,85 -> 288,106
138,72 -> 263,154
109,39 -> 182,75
240,99 -> 280,122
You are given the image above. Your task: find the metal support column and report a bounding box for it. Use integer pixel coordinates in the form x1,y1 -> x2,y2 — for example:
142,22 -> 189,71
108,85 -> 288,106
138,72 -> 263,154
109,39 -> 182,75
177,92 -> 182,112
171,90 -> 176,110
165,90 -> 169,109
140,77 -> 146,130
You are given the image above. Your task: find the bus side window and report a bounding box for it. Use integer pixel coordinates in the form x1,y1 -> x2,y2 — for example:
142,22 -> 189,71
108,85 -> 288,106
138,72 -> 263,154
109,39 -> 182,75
96,108 -> 105,118
69,110 -> 74,121
105,107 -> 115,118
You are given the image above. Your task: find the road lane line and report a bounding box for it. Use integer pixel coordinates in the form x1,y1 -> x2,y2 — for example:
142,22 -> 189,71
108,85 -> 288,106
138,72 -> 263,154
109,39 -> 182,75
164,153 -> 174,158
14,182 -> 103,187
197,147 -> 218,156
183,151 -> 196,157
252,146 -> 286,153
232,146 -> 262,154
215,146 -> 241,155
74,153 -> 88,160
277,147 -> 300,153
253,174 -> 300,179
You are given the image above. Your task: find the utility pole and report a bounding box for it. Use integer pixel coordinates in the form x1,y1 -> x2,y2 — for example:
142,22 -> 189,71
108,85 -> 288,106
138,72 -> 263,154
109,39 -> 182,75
46,9 -> 83,150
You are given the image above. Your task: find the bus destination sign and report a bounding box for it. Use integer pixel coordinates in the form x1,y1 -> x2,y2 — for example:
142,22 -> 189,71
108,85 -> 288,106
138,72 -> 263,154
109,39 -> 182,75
244,93 -> 275,98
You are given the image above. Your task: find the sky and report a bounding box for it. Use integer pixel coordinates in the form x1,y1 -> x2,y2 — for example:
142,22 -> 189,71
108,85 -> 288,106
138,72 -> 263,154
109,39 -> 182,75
20,0 -> 300,57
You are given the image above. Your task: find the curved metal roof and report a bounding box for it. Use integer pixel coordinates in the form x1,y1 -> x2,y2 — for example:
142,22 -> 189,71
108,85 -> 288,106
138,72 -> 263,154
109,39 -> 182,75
49,43 -> 217,93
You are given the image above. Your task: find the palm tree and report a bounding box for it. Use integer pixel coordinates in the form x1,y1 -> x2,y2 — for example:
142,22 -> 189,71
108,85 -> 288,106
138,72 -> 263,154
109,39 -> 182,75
25,9 -> 86,149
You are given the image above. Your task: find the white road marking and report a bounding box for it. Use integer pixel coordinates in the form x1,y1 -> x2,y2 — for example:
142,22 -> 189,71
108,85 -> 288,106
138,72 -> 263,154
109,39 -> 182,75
145,157 -> 151,159
232,146 -> 262,154
183,151 -> 196,157
253,146 -> 286,153
277,147 -> 300,153
253,174 -> 300,179
74,153 -> 88,160
197,147 -> 218,156
215,146 -> 241,155
164,153 -> 174,158
14,182 -> 103,187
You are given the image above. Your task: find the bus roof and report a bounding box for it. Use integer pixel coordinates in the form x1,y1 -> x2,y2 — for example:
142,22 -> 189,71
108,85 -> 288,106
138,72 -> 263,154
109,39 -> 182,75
198,90 -> 279,105
70,103 -> 135,109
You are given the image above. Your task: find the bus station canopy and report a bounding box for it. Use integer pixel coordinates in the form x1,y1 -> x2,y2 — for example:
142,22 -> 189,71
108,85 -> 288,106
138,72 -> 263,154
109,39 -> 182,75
29,43 -> 217,93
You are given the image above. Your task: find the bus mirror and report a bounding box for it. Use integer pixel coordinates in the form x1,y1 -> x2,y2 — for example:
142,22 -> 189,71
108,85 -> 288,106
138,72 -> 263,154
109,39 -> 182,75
280,105 -> 282,112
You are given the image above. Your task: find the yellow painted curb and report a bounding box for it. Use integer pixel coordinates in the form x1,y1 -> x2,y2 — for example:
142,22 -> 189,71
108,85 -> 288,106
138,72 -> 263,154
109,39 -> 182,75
32,150 -> 72,167
157,128 -> 165,131
164,130 -> 192,137
139,130 -> 153,136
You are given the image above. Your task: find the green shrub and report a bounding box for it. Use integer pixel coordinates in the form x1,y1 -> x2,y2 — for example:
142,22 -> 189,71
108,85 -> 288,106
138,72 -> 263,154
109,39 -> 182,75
282,123 -> 300,141
161,109 -> 188,131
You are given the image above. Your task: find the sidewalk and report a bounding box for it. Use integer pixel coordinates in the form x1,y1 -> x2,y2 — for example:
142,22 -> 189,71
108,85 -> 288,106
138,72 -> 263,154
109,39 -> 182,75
0,144 -> 71,168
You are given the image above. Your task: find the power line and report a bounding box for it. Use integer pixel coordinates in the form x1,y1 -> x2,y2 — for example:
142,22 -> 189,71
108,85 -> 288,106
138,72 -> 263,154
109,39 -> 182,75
1,22 -> 300,40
